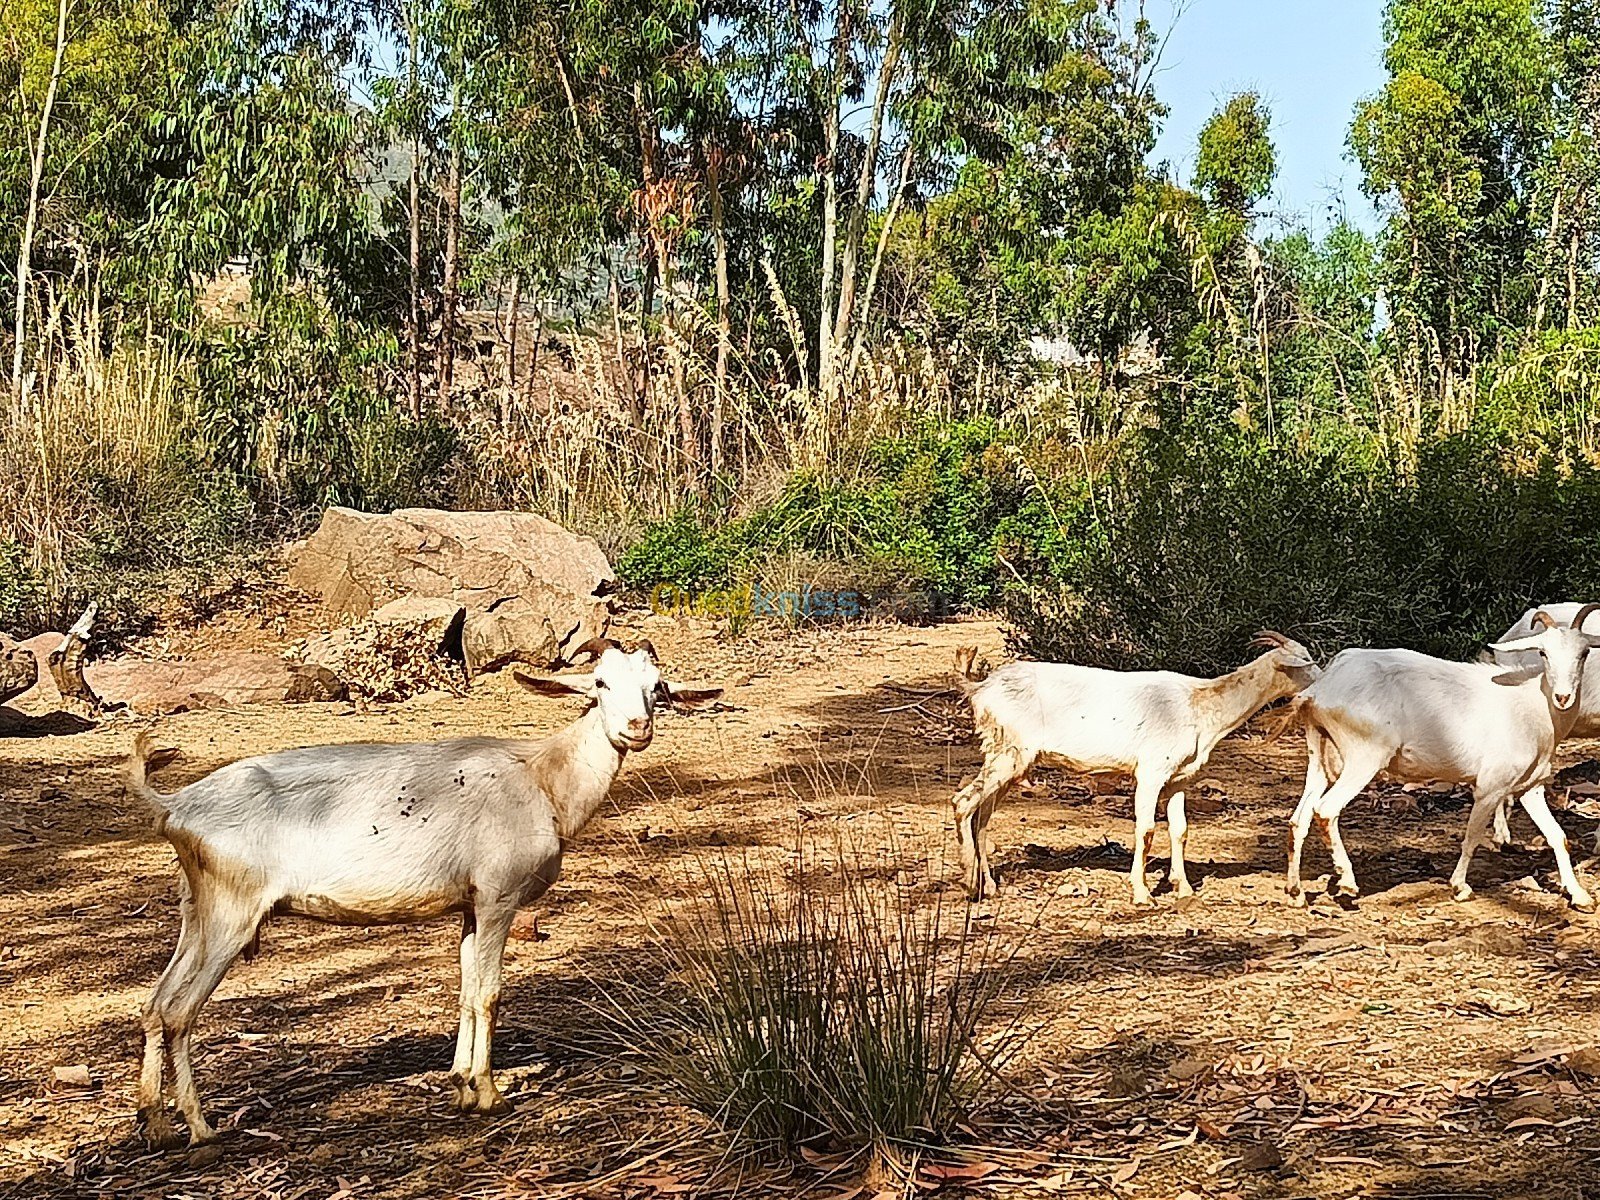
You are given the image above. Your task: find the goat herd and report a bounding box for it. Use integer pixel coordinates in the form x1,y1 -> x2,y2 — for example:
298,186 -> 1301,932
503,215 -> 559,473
125,607 -> 1600,1151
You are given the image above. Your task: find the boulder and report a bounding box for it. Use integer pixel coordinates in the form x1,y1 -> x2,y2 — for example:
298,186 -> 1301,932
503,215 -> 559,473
82,653 -> 347,715
0,638 -> 38,706
287,507 -> 614,674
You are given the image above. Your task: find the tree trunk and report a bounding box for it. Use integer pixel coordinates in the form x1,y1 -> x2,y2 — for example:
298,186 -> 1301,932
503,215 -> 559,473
708,145 -> 731,479
11,0 -> 70,403
405,2 -> 423,417
501,274 -> 521,427
831,16 -> 901,395
1533,187 -> 1564,332
847,142 -> 914,385
504,274 -> 521,390
437,123 -> 461,410
815,21 -> 849,407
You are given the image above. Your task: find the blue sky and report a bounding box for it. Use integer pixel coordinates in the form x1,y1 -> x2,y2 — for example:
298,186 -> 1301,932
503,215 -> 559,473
1145,0 -> 1389,234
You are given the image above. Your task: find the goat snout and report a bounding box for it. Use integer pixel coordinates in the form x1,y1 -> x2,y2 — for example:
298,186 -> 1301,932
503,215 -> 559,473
616,718 -> 653,749
1556,692 -> 1575,709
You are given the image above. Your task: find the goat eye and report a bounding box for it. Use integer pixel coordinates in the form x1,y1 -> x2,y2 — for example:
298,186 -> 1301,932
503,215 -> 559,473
594,678 -> 608,690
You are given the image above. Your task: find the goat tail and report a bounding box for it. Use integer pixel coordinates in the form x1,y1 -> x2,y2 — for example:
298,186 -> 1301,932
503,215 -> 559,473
954,646 -> 990,696
1263,695 -> 1312,743
127,732 -> 181,826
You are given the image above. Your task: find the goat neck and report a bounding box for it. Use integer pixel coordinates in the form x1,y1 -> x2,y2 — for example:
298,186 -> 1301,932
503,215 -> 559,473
518,702 -> 629,842
1190,651 -> 1295,737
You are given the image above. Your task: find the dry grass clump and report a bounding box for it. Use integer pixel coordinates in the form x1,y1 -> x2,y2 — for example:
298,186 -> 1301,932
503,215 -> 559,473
591,826 -> 1041,1182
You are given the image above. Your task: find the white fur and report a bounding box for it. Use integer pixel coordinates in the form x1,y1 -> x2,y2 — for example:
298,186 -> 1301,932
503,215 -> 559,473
1286,619 -> 1599,911
952,635 -> 1318,904
128,643 -> 717,1149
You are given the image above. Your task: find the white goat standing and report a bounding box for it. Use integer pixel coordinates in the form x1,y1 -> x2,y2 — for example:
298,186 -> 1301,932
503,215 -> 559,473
1285,607 -> 1600,911
952,632 -> 1319,905
127,638 -> 719,1149
1493,603 -> 1600,853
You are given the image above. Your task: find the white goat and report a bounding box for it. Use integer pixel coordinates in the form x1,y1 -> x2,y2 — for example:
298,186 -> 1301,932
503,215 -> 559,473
1487,603 -> 1600,849
127,638 -> 719,1150
1285,607 -> 1600,911
952,632 -> 1319,905
1494,603 -> 1600,735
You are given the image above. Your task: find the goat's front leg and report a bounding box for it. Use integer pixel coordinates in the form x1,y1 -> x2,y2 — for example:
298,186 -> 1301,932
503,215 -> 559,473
1516,786 -> 1596,912
1128,773 -> 1164,905
1165,789 -> 1193,899
464,906 -> 518,1114
450,911 -> 480,1112
1450,788 -> 1507,902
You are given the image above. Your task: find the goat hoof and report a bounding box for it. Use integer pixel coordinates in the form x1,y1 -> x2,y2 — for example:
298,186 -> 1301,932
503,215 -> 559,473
1285,888 -> 1307,908
1130,892 -> 1155,908
473,1091 -> 512,1116
139,1111 -> 184,1152
1335,882 -> 1360,898
1570,895 -> 1596,914
1452,883 -> 1474,902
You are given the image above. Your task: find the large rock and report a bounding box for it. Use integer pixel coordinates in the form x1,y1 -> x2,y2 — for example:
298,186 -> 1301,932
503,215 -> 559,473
0,638 -> 38,706
287,507 -> 613,674
82,653 -> 346,715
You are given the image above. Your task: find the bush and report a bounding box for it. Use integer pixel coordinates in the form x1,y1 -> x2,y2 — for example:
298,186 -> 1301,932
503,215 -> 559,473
598,833 -> 1030,1172
189,298 -> 459,512
0,540 -> 47,636
1005,427 -> 1600,673
617,419 -> 1059,614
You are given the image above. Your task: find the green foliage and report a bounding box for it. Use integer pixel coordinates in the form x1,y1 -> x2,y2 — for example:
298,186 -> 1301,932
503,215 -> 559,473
188,298 -> 458,512
1006,427 -> 1600,675
0,540 -> 47,636
1194,91 -> 1277,216
619,420 -> 1048,609
1352,0 -> 1554,352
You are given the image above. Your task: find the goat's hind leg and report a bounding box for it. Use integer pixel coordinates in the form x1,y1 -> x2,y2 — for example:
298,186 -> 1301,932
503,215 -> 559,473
952,749 -> 1026,901
1286,729 -> 1331,905
450,911 -> 481,1111
138,909 -> 204,1149
463,906 -> 517,1114
156,897 -> 265,1145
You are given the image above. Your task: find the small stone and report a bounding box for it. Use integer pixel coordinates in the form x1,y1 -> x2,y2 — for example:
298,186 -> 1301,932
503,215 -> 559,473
1238,1140 -> 1283,1172
186,1144 -> 225,1169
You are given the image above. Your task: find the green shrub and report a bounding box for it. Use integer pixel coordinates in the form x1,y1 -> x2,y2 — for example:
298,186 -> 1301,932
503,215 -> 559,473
0,540 -> 47,636
189,298 -> 459,512
617,419 -> 1059,613
1005,427 -> 1600,674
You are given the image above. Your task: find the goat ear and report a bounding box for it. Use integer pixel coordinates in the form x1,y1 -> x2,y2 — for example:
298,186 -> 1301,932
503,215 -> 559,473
514,671 -> 594,699
666,683 -> 723,709
1488,636 -> 1541,654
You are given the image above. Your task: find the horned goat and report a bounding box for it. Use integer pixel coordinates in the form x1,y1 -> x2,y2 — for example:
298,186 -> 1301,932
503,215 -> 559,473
952,632 -> 1318,905
1487,603 -> 1600,848
127,638 -> 719,1149
1285,607 -> 1600,911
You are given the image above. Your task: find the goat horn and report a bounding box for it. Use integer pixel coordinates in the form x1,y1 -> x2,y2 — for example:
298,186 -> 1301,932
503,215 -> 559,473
1573,604 -> 1600,631
1250,630 -> 1288,649
630,638 -> 659,662
567,637 -> 617,666
1533,610 -> 1559,630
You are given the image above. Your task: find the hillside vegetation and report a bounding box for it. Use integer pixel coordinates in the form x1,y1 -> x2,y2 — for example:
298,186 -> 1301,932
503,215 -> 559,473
1,0 -> 1598,668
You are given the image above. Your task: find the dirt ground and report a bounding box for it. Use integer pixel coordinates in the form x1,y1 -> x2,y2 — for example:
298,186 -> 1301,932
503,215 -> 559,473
4,609 -> 1600,1200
